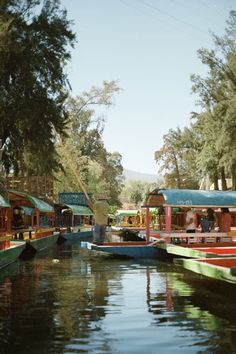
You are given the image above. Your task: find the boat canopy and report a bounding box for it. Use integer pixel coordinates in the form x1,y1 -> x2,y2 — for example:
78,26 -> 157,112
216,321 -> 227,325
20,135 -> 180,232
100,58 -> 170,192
61,204 -> 93,216
0,194 -> 10,208
116,208 -> 157,217
144,189 -> 236,208
116,209 -> 139,217
7,189 -> 54,213
18,206 -> 34,215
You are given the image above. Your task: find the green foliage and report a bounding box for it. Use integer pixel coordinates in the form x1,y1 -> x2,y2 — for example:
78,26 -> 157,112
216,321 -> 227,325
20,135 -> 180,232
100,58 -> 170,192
156,11 -> 236,191
54,81 -> 124,206
155,127 -> 200,189
190,10 -> 236,189
0,0 -> 75,175
121,180 -> 159,207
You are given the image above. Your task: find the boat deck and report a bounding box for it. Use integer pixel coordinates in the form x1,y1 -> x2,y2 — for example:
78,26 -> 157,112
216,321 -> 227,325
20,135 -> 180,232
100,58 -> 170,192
175,256 -> 236,284
80,241 -> 170,259
164,242 -> 236,258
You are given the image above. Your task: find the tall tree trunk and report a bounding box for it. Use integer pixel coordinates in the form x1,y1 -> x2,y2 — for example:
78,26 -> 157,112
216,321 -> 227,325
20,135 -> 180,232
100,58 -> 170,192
232,165 -> 236,190
220,167 -> 227,190
213,172 -> 219,190
172,151 -> 181,189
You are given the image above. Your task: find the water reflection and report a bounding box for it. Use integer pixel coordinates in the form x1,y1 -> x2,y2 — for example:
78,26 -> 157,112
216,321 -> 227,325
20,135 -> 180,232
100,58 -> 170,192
0,243 -> 236,353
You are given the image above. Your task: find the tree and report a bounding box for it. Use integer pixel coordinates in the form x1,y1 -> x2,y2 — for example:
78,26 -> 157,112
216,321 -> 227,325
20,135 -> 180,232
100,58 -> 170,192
0,0 -> 75,175
155,127 -> 199,189
191,11 -> 236,189
54,81 -> 124,205
120,180 -> 159,207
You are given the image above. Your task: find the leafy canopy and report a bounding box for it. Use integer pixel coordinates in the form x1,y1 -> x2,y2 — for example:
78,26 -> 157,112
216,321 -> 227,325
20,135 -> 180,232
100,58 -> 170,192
0,0 -> 75,175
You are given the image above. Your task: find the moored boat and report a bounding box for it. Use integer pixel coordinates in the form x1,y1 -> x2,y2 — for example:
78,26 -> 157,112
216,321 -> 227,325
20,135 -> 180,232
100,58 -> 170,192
0,193 -> 26,268
143,188 -> 236,246
175,257 -> 236,284
82,189 -> 236,260
54,192 -> 94,243
3,189 -> 59,259
162,242 -> 236,259
60,227 -> 93,243
80,241 -> 170,259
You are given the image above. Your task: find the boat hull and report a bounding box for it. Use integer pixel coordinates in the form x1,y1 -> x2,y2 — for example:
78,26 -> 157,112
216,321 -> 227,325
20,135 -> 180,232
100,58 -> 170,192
164,242 -> 236,259
62,230 -> 93,243
0,242 -> 26,269
176,257 -> 236,284
29,232 -> 60,252
81,241 -> 171,259
18,232 -> 60,259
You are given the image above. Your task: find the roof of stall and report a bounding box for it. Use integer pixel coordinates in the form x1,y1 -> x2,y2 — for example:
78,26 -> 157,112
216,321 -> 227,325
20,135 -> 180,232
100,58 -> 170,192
18,206 -> 35,215
0,194 -> 10,208
7,189 -> 54,213
55,203 -> 93,216
62,204 -> 93,216
144,189 -> 236,208
116,208 -> 157,217
116,209 -> 139,216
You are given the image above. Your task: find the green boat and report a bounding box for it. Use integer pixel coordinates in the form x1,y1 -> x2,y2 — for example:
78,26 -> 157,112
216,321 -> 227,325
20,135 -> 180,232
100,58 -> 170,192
175,257 -> 236,284
0,241 -> 26,269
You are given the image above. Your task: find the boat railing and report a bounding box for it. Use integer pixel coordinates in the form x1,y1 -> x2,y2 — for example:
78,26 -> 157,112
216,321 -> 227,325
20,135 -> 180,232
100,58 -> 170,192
160,231 -> 236,244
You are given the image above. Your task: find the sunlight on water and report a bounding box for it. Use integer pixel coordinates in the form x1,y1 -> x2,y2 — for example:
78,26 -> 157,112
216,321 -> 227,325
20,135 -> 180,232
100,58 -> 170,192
0,243 -> 236,353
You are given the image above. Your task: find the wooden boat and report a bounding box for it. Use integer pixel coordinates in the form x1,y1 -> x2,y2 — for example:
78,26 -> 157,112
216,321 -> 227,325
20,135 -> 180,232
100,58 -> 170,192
0,241 -> 26,269
163,242 -> 236,259
61,227 -> 93,243
175,257 -> 236,284
82,189 -> 236,260
54,202 -> 93,233
5,189 -> 60,258
0,193 -> 27,268
54,192 -> 94,242
143,188 -> 236,246
80,241 -> 170,259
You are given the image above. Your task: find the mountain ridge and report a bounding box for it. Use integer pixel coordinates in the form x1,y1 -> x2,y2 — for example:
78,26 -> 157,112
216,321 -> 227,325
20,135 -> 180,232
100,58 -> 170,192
124,168 -> 158,183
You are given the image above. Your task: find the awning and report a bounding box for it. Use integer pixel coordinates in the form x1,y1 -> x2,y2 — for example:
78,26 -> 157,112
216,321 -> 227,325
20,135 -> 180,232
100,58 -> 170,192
28,195 -> 54,213
62,204 -> 93,216
0,194 -> 10,208
7,189 -> 54,213
116,209 -> 157,217
116,209 -> 139,217
145,189 -> 236,208
19,206 -> 34,215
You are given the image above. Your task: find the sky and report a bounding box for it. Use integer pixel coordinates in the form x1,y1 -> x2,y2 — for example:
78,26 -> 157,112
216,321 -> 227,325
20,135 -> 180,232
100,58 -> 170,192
61,0 -> 235,175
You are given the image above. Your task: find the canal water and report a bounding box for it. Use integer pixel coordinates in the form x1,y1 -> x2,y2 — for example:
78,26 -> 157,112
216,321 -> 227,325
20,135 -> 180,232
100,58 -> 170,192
1,242 -> 236,354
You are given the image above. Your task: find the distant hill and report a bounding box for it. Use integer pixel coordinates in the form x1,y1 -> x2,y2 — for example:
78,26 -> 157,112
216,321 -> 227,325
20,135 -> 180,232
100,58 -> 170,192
124,169 -> 158,183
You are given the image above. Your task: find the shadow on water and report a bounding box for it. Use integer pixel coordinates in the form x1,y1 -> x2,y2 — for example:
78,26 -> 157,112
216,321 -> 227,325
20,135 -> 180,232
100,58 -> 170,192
0,242 -> 236,353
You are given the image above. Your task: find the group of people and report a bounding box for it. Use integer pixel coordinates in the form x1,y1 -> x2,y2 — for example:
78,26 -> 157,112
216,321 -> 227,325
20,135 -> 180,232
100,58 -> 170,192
185,207 -> 232,233
87,193 -> 233,245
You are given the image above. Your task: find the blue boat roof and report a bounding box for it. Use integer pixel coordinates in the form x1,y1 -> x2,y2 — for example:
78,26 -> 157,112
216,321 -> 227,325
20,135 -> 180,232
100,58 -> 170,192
145,189 -> 236,207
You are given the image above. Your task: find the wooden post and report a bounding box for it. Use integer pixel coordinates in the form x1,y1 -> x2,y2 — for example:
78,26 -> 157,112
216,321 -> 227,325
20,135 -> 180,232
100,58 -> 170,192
165,206 -> 172,232
6,208 -> 11,234
165,206 -> 172,244
36,208 -> 40,231
146,207 -> 150,243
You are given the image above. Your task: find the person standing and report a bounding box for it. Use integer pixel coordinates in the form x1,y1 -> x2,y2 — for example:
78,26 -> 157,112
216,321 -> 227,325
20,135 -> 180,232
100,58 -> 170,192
185,207 -> 196,233
206,208 -> 216,230
88,196 -> 109,245
218,208 -> 232,232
